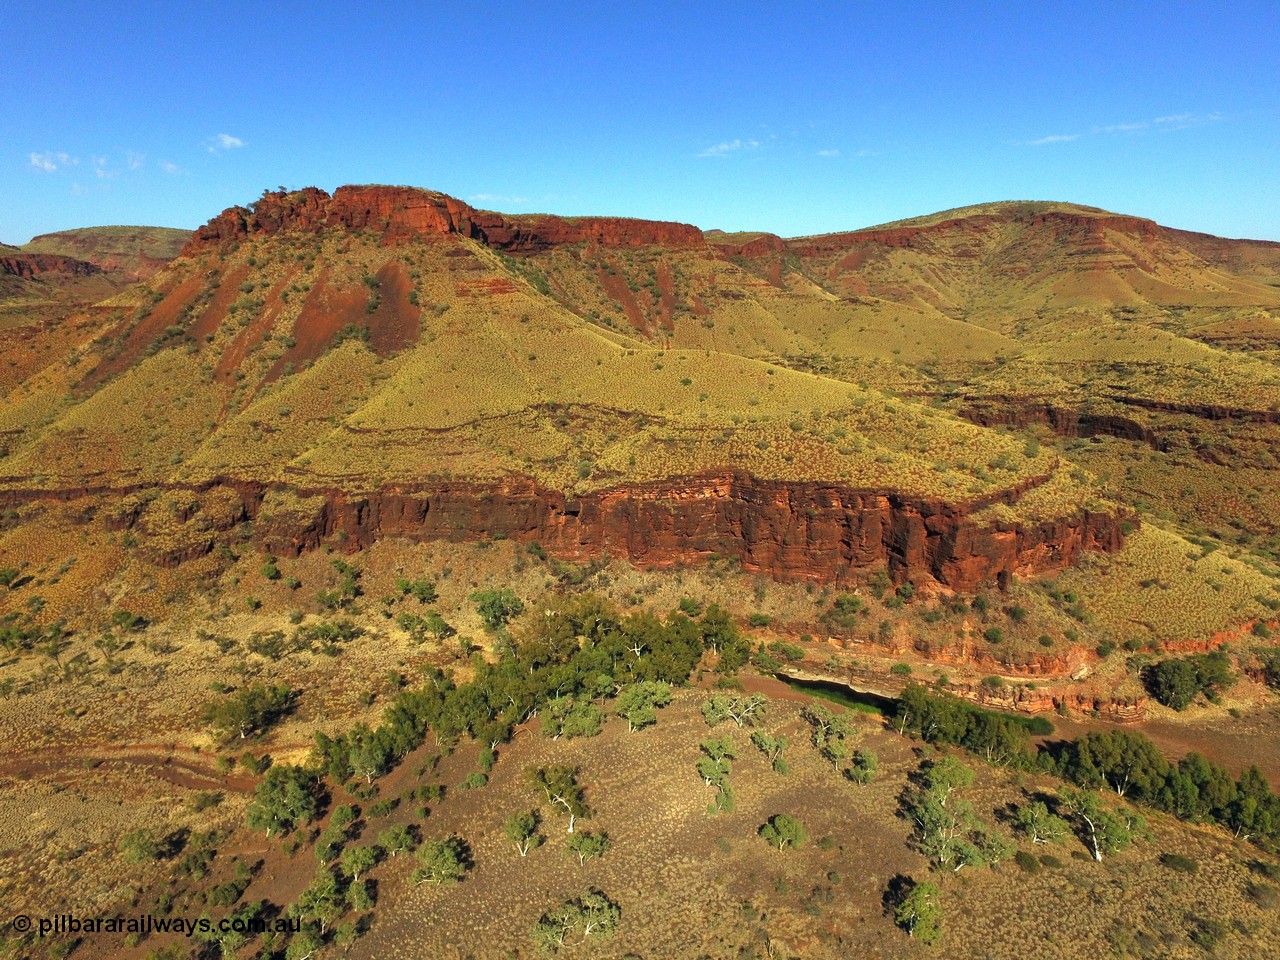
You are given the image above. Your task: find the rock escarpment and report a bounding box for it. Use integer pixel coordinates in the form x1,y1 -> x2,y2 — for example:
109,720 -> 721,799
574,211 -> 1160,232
245,471 -> 1126,591
0,253 -> 102,279
959,397 -> 1280,453
780,667 -> 1147,722
0,470 -> 1127,589
186,186 -> 705,256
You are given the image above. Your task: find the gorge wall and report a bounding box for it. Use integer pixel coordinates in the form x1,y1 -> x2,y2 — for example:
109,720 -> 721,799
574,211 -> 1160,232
0,253 -> 102,280
239,471 -> 1129,590
0,471 -> 1129,590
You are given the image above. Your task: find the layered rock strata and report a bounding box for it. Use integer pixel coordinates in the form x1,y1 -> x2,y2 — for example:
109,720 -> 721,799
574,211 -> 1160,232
0,470 -> 1127,589
186,186 -> 704,255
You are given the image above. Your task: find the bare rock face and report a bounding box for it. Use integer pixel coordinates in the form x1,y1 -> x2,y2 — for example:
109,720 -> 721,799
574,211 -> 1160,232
7,468 -> 1126,589
783,665 -> 1147,722
961,399 -> 1280,443
0,253 -> 102,279
239,471 -> 1128,591
947,679 -> 1148,723
186,186 -> 705,256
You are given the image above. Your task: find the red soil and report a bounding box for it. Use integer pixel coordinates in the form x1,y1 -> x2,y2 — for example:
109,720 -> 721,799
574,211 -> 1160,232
79,272 -> 205,389
214,268 -> 300,383
597,262 -> 646,330
365,261 -> 422,357
263,267 -> 364,380
186,264 -> 250,342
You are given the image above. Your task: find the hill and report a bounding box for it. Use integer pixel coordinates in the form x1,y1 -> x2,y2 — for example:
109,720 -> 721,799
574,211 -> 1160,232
0,185 -> 1274,629
0,187 -> 1132,601
1,185 -> 1280,960
21,225 -> 192,280
0,225 -> 191,333
0,186 -> 1276,638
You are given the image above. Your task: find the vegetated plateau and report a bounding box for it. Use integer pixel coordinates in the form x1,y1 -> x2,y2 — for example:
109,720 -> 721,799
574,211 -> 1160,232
1,185 -> 1280,959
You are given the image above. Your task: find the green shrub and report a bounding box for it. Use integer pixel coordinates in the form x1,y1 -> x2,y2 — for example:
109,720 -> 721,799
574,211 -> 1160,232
1026,716 -> 1054,736
1014,850 -> 1041,873
1247,882 -> 1280,909
471,588 -> 524,630
1159,852 -> 1198,873
1148,652 -> 1236,710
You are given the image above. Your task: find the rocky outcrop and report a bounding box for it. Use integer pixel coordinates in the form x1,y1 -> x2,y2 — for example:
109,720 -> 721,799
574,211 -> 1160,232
947,679 -> 1147,723
244,470 -> 1128,590
706,232 -> 788,259
1155,619 -> 1280,656
908,636 -> 1089,677
780,666 -> 1147,722
0,469 -> 1129,588
1029,210 -> 1161,241
958,401 -> 1166,448
959,395 -> 1280,449
0,253 -> 102,279
1109,393 -> 1280,425
185,186 -> 705,256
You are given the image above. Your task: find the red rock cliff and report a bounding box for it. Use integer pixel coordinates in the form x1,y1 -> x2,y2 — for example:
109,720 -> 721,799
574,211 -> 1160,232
246,471 -> 1128,590
0,253 -> 102,279
185,186 -> 705,255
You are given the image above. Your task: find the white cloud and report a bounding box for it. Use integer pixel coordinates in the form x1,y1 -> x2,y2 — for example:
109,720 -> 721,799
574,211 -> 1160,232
127,151 -> 145,170
697,138 -> 760,157
1154,112 -> 1222,127
29,150 -> 77,172
1030,112 -> 1223,147
160,160 -> 180,175
93,156 -> 117,180
816,148 -> 840,157
208,133 -> 246,153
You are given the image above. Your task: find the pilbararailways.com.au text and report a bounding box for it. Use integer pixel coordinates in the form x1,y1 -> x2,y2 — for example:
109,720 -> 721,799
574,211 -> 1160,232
11,913 -> 302,938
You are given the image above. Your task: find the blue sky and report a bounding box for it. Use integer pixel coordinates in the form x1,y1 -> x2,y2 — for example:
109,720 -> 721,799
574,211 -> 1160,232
4,1 -> 1277,243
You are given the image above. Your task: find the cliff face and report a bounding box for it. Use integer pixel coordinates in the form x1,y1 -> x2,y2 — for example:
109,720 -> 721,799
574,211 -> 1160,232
245,471 -> 1127,590
0,253 -> 102,279
0,470 -> 1126,588
185,186 -> 705,256
782,666 -> 1147,722
959,397 -> 1280,452
946,679 -> 1147,723
959,402 -> 1167,448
